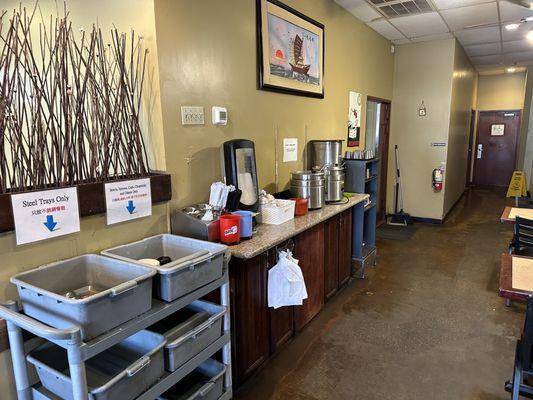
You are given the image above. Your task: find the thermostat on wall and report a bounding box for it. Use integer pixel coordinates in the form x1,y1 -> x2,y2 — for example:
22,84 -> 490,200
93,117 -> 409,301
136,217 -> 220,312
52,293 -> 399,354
212,106 -> 228,125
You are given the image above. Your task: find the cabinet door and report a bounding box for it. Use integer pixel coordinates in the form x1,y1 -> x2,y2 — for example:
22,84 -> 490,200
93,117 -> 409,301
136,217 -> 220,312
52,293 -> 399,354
229,253 -> 270,385
338,208 -> 353,286
324,216 -> 339,301
268,247 -> 294,353
294,223 -> 325,331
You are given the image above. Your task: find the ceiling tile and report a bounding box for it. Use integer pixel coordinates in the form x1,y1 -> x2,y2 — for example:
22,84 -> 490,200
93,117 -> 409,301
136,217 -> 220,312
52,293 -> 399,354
502,39 -> 533,54
454,26 -> 501,45
334,0 -> 382,22
367,19 -> 405,40
389,12 -> 449,38
470,54 -> 504,65
410,32 -> 454,42
464,41 -> 500,56
499,1 -> 533,23
504,50 -> 533,63
432,0 -> 494,10
502,23 -> 530,42
440,2 -> 498,31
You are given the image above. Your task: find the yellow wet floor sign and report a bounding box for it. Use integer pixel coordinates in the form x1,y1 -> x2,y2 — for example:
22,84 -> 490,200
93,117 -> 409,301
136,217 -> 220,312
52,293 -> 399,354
507,171 -> 528,197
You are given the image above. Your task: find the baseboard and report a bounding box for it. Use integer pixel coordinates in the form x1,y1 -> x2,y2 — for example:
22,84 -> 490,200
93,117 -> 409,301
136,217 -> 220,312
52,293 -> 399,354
412,216 -> 443,224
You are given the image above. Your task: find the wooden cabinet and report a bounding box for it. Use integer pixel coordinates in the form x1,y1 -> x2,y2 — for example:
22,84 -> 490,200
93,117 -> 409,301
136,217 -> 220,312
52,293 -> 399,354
339,208 -> 353,286
324,217 -> 340,301
324,208 -> 353,302
267,247 -> 294,353
294,223 -> 325,331
229,252 -> 270,386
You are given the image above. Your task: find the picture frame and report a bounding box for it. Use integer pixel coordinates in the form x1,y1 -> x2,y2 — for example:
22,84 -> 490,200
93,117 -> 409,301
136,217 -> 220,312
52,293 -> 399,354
256,0 -> 325,98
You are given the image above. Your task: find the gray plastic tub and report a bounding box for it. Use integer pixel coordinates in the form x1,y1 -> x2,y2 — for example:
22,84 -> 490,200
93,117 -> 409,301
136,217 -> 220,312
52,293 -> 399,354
28,330 -> 166,400
102,234 -> 227,302
10,254 -> 156,341
157,359 -> 226,400
148,300 -> 226,372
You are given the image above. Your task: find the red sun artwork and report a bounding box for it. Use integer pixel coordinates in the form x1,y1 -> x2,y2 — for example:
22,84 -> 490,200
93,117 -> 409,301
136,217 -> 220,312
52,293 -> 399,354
275,49 -> 284,60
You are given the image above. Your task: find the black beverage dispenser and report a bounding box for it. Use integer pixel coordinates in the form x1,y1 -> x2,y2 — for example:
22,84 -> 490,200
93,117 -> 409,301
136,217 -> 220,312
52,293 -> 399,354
221,139 -> 259,212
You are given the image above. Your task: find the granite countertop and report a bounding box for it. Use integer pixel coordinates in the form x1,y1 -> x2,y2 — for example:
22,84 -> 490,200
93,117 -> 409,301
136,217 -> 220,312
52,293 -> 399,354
229,194 -> 369,259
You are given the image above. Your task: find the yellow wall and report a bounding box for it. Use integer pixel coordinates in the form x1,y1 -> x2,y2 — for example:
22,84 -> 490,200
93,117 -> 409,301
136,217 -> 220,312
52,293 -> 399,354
477,72 -> 526,111
388,39 -> 455,220
154,0 -> 394,206
444,42 -> 477,215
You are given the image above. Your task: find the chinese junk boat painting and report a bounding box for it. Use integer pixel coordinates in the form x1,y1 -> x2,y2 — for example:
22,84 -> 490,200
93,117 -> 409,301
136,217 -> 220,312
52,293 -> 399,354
258,0 -> 324,98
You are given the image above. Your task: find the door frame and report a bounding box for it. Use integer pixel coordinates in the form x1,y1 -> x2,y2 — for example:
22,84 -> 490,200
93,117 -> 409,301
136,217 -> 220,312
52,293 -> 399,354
473,109 -> 521,187
367,95 -> 391,226
465,109 -> 476,186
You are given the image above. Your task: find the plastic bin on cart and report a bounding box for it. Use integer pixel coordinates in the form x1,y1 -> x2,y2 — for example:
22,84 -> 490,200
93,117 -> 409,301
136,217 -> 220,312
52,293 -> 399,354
27,329 -> 166,400
10,254 -> 155,340
102,234 -> 227,302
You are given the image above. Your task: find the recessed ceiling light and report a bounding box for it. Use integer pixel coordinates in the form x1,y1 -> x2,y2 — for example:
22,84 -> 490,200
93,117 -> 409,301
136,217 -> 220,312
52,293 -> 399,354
527,16 -> 533,22
506,23 -> 520,31
506,67 -> 517,73
527,30 -> 533,41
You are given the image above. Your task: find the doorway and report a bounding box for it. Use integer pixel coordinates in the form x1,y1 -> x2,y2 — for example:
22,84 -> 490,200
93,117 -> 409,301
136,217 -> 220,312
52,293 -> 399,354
473,110 -> 521,187
366,97 -> 391,225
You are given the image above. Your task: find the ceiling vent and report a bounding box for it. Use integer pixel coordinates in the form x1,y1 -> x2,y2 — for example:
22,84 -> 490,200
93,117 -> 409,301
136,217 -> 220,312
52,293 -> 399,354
369,0 -> 433,18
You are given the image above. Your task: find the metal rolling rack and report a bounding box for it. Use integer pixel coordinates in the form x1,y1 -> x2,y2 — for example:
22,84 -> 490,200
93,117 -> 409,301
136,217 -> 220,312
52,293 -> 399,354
0,255 -> 233,400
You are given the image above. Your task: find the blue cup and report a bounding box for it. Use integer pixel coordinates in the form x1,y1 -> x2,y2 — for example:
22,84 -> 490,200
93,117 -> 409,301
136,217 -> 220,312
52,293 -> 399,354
232,210 -> 253,240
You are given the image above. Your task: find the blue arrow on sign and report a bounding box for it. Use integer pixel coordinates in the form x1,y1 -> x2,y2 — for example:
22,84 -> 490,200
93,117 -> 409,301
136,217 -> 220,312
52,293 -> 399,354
126,200 -> 136,214
43,215 -> 57,232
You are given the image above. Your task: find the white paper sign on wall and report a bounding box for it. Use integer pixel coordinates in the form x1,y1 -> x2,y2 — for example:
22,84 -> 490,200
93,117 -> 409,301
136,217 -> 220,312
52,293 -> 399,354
105,178 -> 152,225
11,187 -> 80,245
283,138 -> 298,162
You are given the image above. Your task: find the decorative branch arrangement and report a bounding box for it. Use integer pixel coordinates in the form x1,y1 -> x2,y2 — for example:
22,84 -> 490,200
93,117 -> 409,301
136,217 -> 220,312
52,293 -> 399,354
0,5 -> 150,194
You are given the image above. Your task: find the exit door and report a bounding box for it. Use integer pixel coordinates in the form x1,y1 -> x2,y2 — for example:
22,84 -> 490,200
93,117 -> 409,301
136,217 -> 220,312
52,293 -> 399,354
474,110 -> 521,187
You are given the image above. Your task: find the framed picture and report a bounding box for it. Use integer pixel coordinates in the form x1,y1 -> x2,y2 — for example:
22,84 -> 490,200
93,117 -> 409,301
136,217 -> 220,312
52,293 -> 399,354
256,0 -> 325,98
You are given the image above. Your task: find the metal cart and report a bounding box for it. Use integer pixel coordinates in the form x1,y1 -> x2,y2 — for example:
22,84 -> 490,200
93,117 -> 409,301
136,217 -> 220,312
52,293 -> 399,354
0,254 -> 233,400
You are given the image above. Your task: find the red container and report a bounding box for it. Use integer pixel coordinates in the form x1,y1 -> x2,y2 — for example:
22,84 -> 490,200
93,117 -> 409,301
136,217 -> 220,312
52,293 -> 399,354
219,214 -> 241,245
290,198 -> 308,216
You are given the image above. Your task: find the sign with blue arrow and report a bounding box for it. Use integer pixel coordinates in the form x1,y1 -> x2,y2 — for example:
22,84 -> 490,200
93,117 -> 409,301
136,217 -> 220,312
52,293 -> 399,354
104,178 -> 152,225
11,187 -> 80,245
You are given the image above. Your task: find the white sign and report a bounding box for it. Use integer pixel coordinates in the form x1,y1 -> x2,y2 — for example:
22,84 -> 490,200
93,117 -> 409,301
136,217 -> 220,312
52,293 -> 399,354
105,178 -> 152,225
11,187 -> 80,245
491,124 -> 505,136
283,138 -> 298,162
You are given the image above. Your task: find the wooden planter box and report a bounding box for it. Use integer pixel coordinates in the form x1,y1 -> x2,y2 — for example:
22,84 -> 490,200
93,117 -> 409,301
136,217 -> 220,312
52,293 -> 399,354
0,172 -> 172,233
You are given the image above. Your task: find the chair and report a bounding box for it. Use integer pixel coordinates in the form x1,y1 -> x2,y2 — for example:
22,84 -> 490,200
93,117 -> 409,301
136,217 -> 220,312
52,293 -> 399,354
505,296 -> 533,399
510,217 -> 533,257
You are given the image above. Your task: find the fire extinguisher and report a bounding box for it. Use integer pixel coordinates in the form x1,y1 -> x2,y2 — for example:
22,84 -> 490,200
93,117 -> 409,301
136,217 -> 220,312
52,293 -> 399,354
432,168 -> 443,192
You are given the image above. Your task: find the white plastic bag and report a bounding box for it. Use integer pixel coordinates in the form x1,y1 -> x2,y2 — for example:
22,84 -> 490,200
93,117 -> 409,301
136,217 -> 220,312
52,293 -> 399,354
268,250 -> 308,309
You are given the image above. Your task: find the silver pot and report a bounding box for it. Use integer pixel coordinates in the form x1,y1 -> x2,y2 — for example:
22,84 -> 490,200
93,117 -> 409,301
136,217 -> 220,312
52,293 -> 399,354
307,140 -> 343,170
290,171 -> 325,210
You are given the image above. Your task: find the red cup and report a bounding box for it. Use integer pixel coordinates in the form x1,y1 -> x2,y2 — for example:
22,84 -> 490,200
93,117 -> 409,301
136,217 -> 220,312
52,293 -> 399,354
219,214 -> 241,245
290,198 -> 308,216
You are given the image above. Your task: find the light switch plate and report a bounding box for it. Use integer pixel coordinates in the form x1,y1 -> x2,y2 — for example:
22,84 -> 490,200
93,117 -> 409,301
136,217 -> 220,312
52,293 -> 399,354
181,106 -> 204,125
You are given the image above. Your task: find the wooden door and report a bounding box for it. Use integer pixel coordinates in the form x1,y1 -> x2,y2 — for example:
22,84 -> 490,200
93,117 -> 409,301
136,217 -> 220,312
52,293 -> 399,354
338,208 -> 353,286
229,253 -> 270,385
268,246 -> 294,353
372,100 -> 391,225
474,110 -> 521,187
294,223 -> 325,331
324,216 -> 339,302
